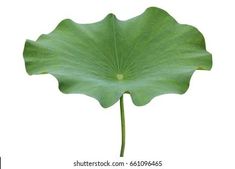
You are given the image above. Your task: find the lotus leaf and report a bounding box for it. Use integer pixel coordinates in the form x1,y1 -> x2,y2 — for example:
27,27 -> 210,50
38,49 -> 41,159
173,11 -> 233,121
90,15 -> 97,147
23,7 -> 212,157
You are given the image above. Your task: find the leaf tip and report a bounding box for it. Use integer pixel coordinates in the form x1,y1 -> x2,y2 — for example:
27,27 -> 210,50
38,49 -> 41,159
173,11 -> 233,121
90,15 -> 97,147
23,40 -> 35,75
106,13 -> 118,20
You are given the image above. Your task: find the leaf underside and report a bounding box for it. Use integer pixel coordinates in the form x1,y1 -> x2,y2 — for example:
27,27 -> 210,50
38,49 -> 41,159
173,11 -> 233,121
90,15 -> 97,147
23,7 -> 212,108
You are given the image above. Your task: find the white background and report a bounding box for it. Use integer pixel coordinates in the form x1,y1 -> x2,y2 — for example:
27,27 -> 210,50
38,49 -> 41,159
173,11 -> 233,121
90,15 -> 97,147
0,0 -> 235,169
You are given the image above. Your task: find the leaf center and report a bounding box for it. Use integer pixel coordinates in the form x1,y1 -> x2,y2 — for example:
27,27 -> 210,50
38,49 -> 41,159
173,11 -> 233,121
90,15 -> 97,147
116,74 -> 124,80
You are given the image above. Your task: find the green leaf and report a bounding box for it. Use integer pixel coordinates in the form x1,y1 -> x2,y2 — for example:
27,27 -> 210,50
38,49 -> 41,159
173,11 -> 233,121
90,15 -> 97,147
23,7 -> 212,108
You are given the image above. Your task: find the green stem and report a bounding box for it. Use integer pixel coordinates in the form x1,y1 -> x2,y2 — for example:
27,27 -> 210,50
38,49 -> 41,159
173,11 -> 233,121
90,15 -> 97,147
120,95 -> 125,157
